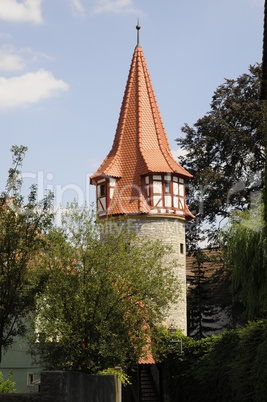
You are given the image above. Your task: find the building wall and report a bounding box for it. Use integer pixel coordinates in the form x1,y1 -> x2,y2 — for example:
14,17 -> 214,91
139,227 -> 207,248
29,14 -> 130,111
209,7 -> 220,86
0,336 -> 41,393
127,215 -> 187,335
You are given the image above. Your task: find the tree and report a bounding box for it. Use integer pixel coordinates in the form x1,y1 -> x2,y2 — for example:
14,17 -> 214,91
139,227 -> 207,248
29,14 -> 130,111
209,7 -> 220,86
260,0 -> 267,228
0,146 -> 54,362
30,203 -> 178,373
176,64 -> 264,249
221,203 -> 267,320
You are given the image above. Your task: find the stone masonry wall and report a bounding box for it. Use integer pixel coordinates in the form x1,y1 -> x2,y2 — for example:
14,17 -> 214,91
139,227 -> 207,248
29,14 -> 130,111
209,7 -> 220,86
128,216 -> 187,334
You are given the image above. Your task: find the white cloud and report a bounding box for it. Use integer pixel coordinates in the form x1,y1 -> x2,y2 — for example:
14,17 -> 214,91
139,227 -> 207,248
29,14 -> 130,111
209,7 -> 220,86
0,32 -> 12,40
71,0 -> 84,15
171,148 -> 188,161
0,53 -> 25,72
0,70 -> 69,109
245,0 -> 264,6
94,0 -> 140,14
250,0 -> 264,4
0,0 -> 43,24
0,45 -> 53,72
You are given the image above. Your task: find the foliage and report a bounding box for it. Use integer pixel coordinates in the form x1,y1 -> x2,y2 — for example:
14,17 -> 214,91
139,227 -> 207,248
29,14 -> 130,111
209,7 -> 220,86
0,371 -> 16,393
263,101 -> 267,227
0,146 -> 54,361
176,64 -> 264,249
151,325 -> 186,366
160,320 -> 267,402
30,202 -> 178,374
99,368 -> 131,386
221,203 -> 267,320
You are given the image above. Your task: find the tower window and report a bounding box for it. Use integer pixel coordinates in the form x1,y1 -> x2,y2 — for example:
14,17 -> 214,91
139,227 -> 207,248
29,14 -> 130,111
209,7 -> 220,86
165,181 -> 171,194
180,243 -> 184,254
100,184 -> 106,197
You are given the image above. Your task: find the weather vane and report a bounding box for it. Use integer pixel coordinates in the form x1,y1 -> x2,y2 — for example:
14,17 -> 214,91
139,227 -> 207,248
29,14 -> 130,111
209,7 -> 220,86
136,18 -> 141,46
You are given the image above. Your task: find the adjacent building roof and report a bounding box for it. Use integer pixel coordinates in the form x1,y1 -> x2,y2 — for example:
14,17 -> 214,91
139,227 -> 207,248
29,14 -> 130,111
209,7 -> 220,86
186,249 -> 232,307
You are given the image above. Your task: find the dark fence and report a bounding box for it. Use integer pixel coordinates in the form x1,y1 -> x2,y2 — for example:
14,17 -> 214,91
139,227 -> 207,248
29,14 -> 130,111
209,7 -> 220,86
0,371 -> 120,402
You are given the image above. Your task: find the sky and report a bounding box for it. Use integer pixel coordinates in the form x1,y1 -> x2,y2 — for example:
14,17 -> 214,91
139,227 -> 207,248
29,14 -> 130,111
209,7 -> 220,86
0,0 -> 265,213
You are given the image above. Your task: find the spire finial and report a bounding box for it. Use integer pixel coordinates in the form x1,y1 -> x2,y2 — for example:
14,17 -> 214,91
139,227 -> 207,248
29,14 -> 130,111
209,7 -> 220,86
136,18 -> 141,46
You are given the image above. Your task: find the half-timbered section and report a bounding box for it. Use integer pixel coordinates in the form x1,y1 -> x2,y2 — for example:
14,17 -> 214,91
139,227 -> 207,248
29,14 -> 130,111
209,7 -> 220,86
142,174 -> 186,215
96,177 -> 116,216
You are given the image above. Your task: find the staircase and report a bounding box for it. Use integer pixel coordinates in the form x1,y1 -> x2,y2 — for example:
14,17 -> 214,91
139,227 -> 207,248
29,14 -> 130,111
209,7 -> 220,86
140,365 -> 160,402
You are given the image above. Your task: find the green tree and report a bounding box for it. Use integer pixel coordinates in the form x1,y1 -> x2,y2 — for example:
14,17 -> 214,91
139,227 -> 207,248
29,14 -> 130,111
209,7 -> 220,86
0,146 -> 54,362
176,64 -> 264,249
222,203 -> 267,320
260,0 -> 267,228
30,203 -> 178,373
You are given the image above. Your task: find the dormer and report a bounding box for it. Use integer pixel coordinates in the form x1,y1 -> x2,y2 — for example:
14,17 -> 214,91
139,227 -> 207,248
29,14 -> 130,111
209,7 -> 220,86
143,174 -> 186,215
95,177 -> 117,217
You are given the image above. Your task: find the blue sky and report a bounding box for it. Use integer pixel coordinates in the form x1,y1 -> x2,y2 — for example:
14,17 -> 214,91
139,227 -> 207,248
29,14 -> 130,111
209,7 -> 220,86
0,0 -> 265,211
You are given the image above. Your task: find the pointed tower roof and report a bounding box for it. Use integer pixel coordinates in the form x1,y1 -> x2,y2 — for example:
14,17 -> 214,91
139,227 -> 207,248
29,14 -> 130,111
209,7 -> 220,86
91,40 -> 193,218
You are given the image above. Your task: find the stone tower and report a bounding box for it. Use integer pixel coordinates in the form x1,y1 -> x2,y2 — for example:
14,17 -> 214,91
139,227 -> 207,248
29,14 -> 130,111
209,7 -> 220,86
90,30 -> 193,334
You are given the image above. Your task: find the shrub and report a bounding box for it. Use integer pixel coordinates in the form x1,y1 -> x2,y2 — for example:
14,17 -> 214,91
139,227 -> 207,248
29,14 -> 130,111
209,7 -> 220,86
0,371 -> 16,393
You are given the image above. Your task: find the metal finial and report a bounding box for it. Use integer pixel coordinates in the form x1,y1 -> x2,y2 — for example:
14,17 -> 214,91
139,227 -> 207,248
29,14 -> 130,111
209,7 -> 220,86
136,19 -> 141,46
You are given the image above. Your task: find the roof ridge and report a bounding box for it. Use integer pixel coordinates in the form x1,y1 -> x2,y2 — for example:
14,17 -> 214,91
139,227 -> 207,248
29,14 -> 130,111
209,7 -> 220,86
138,47 -> 192,177
136,47 -> 149,174
136,48 -> 149,207
140,49 -> 174,173
107,54 -> 135,175
90,49 -> 137,181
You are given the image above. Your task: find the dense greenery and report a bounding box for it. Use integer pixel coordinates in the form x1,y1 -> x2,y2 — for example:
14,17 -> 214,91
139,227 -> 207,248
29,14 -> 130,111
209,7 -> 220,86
0,146 -> 53,362
155,320 -> 267,402
263,102 -> 267,227
221,204 -> 267,320
163,60 -> 267,401
177,64 -> 264,249
181,64 -> 266,329
29,203 -> 178,373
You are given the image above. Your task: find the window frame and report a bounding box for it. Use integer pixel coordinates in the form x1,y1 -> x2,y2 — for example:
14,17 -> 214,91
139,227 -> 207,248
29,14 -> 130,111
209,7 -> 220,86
27,372 -> 34,386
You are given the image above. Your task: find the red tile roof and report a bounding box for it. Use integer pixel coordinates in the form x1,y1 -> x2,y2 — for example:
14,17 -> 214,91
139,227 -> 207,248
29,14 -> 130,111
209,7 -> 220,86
138,352 -> 155,365
91,45 -> 193,217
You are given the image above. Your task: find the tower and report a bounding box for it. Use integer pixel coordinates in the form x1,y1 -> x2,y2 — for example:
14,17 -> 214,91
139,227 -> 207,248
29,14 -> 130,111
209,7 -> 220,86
90,27 -> 193,334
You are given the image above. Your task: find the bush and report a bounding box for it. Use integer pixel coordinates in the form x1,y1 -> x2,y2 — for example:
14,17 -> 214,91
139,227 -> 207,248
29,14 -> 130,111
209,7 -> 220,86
160,320 -> 267,402
0,371 -> 16,393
